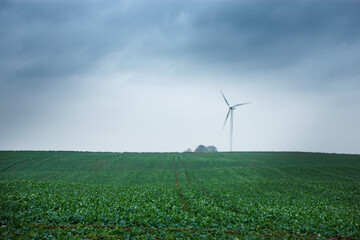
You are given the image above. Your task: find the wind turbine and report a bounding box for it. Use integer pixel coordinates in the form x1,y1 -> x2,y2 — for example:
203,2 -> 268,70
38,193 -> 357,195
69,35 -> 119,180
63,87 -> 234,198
221,91 -> 250,152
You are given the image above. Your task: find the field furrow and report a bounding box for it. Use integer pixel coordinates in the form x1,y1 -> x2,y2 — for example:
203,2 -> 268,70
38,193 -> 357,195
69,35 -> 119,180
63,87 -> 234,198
1,161 -> 21,172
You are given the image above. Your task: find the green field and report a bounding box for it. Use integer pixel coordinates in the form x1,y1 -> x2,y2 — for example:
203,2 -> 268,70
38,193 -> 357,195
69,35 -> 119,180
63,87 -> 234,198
1,151 -> 359,239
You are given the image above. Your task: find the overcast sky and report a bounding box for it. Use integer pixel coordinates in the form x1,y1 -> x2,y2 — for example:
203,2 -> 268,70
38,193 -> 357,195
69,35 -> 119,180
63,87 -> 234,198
1,0 -> 359,153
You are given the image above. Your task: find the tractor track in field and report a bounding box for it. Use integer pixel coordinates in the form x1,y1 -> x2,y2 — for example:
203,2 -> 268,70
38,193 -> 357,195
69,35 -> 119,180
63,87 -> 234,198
185,170 -> 241,214
175,170 -> 190,212
96,160 -> 108,170
89,159 -> 108,171
36,173 -> 55,181
36,173 -> 62,181
184,170 -> 191,184
173,159 -> 191,212
0,223 -> 353,240
45,173 -> 62,181
188,162 -> 193,169
89,160 -> 102,171
183,170 -> 216,200
183,170 -> 218,201
10,162 -> 27,171
199,186 -> 240,214
1,161 -> 22,172
248,161 -> 261,167
198,186 -> 219,202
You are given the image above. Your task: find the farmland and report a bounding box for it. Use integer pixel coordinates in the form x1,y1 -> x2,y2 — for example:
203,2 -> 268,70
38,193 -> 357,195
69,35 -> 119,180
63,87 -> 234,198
0,151 -> 359,239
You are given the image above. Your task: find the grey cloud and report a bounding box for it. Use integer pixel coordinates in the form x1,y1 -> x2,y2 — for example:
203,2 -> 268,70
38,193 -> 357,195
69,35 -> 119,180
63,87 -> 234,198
1,1 -> 123,86
1,0 -> 360,86
175,1 -> 360,73
0,0 -> 191,84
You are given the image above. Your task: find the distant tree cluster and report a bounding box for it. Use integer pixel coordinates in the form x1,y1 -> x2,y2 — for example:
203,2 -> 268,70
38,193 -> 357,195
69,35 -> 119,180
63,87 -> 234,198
184,145 -> 218,153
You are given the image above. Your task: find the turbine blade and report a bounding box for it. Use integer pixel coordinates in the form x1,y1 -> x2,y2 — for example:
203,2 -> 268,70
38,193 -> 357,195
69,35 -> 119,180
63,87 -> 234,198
231,102 -> 251,108
223,109 -> 231,129
221,91 -> 230,106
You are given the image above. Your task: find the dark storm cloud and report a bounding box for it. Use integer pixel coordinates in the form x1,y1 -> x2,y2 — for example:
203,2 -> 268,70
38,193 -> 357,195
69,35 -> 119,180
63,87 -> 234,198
0,0 -> 191,86
0,1 -> 117,86
1,0 -> 360,87
188,1 -> 360,67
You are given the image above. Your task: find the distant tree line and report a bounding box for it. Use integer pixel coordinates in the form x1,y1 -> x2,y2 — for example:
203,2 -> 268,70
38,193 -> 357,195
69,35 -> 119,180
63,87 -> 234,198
184,145 -> 218,153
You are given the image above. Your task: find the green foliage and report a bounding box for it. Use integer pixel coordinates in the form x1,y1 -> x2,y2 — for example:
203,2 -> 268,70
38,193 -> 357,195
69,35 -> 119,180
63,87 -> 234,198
0,151 -> 359,239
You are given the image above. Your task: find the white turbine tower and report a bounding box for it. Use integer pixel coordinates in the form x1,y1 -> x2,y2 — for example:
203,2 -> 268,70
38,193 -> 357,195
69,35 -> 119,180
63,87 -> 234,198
221,91 -> 250,152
